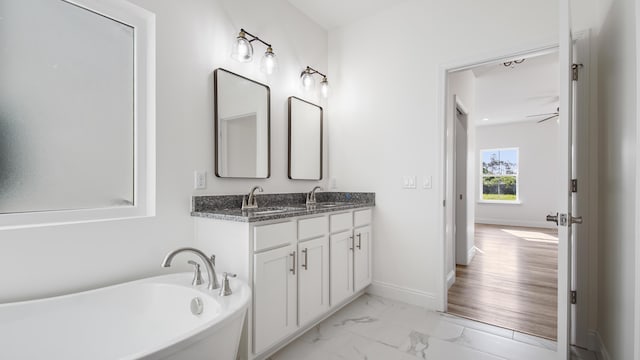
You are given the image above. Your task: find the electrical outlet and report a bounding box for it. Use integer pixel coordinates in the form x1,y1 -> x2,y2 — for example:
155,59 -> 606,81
194,171 -> 207,190
423,176 -> 432,189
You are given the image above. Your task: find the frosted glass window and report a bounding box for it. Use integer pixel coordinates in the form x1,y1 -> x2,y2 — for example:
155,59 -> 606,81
0,0 -> 135,214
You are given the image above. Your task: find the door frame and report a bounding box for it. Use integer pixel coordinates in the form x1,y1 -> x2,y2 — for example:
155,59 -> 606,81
436,42 -> 592,357
635,0 -> 640,357
571,30 -> 593,349
437,43 -> 558,313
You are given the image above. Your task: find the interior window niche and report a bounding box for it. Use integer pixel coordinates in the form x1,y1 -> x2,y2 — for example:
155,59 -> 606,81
0,0 -> 155,228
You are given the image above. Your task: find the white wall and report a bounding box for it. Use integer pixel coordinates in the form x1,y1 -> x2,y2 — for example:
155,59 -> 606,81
327,0 -> 560,307
0,0 -> 328,303
595,0 -> 637,357
475,121 -> 560,229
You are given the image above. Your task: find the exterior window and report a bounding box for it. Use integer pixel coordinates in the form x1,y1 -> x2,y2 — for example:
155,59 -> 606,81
0,0 -> 155,228
481,148 -> 519,201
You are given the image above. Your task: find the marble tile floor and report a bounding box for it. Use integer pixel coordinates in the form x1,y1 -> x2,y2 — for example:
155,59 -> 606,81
269,294 -> 598,360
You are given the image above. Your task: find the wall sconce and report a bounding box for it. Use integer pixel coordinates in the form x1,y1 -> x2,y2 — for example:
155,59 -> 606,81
231,28 -> 278,75
300,66 -> 329,98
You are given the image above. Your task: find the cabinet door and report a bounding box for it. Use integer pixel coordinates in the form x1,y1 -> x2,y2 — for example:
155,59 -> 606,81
330,230 -> 354,306
354,225 -> 372,292
253,244 -> 298,354
298,236 -> 330,326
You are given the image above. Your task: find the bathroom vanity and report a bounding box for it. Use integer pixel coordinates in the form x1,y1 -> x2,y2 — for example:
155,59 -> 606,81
191,192 -> 374,360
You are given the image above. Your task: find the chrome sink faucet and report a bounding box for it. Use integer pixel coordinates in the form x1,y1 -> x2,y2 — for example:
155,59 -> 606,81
306,186 -> 323,205
242,185 -> 263,210
161,247 -> 220,290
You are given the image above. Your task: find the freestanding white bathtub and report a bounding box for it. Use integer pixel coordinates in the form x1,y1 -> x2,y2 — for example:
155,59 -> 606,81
0,273 -> 250,360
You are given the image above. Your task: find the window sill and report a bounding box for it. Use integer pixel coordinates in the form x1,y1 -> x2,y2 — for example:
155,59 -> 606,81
477,200 -> 522,205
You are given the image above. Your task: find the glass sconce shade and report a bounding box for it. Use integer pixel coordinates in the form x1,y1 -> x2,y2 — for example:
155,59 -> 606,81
231,31 -> 253,62
301,70 -> 315,90
260,47 -> 278,74
320,77 -> 329,98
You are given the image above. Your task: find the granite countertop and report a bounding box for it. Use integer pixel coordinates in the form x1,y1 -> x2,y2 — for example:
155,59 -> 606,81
191,192 -> 375,223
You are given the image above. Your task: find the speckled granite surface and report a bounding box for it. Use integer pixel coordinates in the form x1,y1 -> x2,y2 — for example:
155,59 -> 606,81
192,192 -> 374,223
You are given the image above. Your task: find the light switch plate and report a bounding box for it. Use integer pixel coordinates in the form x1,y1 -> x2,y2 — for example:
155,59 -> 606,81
402,176 -> 417,189
194,171 -> 207,190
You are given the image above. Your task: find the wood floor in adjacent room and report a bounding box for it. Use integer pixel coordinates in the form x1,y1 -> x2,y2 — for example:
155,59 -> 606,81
447,223 -> 558,340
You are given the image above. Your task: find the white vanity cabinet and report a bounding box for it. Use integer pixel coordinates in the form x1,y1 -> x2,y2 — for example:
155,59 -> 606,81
353,225 -> 372,291
329,209 -> 373,305
297,235 -> 330,326
253,243 -> 297,354
194,206 -> 372,360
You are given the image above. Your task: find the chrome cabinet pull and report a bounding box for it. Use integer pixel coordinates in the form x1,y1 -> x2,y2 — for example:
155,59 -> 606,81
356,233 -> 362,250
349,235 -> 354,251
302,248 -> 308,270
290,251 -> 296,275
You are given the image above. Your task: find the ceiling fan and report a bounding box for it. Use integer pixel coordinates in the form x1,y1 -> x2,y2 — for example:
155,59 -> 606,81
527,107 -> 559,123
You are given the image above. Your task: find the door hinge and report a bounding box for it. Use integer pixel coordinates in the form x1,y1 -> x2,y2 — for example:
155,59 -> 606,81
572,63 -> 584,81
571,179 -> 578,193
443,200 -> 446,207
571,290 -> 577,304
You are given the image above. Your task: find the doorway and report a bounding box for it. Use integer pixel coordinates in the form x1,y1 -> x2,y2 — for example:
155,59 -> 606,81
444,49 -> 562,340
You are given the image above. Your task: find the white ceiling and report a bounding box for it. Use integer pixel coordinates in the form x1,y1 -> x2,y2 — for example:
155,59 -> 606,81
286,0 -> 404,30
471,52 -> 559,127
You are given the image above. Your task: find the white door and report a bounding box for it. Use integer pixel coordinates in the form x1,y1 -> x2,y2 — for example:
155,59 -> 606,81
330,230 -> 354,305
298,236 -> 330,326
253,244 -> 298,354
353,225 -> 372,291
454,106 -> 468,265
554,0 -> 574,357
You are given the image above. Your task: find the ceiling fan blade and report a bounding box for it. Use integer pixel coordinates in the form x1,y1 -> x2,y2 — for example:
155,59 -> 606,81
527,112 -> 559,118
537,114 -> 559,123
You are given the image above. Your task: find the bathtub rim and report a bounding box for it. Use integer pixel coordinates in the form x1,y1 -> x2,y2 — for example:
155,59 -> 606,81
0,272 -> 251,360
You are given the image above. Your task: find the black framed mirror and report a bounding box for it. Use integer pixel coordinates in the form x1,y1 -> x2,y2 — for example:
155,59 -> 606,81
214,68 -> 270,178
288,96 -> 322,180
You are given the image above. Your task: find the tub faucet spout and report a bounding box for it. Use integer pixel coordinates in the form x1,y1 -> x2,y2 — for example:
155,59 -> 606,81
162,247 -> 220,290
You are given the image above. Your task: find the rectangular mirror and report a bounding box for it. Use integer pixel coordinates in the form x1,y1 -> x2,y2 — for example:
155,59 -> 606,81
288,96 -> 323,180
214,68 -> 270,178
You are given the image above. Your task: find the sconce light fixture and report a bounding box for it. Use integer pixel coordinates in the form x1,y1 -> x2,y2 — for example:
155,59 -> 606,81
300,66 -> 329,98
231,28 -> 278,74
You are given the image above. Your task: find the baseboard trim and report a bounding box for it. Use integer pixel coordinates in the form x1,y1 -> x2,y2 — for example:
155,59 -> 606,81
467,246 -> 476,264
587,330 -> 610,360
367,280 -> 437,309
475,218 -> 556,229
446,270 -> 455,289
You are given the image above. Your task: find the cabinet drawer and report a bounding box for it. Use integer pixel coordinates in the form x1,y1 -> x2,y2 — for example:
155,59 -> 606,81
330,212 -> 352,233
353,209 -> 372,227
254,221 -> 296,252
298,216 -> 328,241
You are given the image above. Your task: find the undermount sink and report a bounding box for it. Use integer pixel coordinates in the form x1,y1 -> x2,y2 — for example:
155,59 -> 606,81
248,207 -> 301,215
313,202 -> 349,208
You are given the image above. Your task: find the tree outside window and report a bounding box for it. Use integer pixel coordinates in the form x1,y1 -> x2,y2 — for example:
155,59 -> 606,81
481,148 -> 519,201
